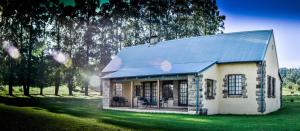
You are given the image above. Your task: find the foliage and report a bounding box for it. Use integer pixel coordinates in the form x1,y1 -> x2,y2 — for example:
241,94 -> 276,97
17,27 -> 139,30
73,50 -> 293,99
0,0 -> 225,96
280,68 -> 300,89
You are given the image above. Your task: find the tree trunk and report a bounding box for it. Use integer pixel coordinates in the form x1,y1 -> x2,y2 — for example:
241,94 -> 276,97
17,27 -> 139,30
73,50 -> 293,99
8,57 -> 13,96
24,85 -> 29,96
40,86 -> 43,95
25,20 -> 33,96
68,79 -> 73,96
68,28 -> 73,96
19,22 -> 27,95
55,71 -> 60,96
54,17 -> 61,96
84,21 -> 90,96
84,82 -> 88,96
40,24 -> 46,96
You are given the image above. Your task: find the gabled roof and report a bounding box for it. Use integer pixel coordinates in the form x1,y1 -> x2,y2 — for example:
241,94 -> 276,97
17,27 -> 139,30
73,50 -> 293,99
102,30 -> 273,79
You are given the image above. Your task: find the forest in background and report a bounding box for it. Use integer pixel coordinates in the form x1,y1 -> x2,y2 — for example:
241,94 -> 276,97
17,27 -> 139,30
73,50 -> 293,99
280,68 -> 300,94
0,0 -> 225,96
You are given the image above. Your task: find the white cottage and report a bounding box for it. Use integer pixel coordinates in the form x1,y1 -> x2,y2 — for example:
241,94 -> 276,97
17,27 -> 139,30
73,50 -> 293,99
101,30 -> 282,115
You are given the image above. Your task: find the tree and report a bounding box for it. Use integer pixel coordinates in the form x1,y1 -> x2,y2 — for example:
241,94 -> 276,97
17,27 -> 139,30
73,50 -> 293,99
0,0 -> 226,96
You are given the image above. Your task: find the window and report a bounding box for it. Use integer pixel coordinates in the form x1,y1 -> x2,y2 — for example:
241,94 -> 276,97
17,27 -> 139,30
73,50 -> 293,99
206,79 -> 214,98
143,82 -> 157,104
144,83 -> 151,101
272,77 -> 276,97
152,83 -> 157,103
268,76 -> 276,98
162,81 -> 173,100
179,81 -> 188,106
228,74 -> 243,95
114,83 -> 123,96
135,85 -> 141,96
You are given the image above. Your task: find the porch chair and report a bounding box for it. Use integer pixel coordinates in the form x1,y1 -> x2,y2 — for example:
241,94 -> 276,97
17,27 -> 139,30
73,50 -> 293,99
138,97 -> 149,108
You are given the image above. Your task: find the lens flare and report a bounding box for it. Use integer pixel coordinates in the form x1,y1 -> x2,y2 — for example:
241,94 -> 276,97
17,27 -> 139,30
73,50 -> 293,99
52,50 -> 72,68
89,75 -> 100,87
160,60 -> 172,72
1,41 -> 21,59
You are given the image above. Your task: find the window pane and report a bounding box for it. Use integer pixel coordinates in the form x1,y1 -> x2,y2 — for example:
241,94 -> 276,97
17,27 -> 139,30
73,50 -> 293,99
179,81 -> 188,105
228,75 -> 243,95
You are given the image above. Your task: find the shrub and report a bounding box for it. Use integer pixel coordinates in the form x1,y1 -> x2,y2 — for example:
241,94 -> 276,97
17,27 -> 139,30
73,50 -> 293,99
0,85 -> 4,91
291,99 -> 294,102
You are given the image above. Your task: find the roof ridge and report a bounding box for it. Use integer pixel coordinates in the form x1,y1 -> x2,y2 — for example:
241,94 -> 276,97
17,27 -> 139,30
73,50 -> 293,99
125,30 -> 273,48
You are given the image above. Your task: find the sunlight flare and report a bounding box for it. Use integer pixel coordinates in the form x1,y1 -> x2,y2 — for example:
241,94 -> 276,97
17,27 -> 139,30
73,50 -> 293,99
52,50 -> 72,68
160,60 -> 172,72
1,40 -> 21,59
89,75 -> 100,87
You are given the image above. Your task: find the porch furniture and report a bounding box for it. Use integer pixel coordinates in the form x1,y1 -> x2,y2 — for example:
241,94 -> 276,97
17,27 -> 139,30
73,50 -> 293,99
112,96 -> 128,107
138,97 -> 150,108
160,97 -> 169,108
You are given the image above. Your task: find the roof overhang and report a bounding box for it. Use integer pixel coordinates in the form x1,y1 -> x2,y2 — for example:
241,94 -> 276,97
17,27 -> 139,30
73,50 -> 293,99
102,61 -> 216,79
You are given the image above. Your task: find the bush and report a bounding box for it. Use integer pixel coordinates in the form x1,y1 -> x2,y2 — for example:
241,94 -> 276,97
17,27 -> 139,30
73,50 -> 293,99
0,86 -> 6,91
291,99 -> 294,102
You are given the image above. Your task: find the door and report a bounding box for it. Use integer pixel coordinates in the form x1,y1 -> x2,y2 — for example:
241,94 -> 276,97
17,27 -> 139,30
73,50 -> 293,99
143,82 -> 157,105
162,81 -> 173,100
178,80 -> 188,106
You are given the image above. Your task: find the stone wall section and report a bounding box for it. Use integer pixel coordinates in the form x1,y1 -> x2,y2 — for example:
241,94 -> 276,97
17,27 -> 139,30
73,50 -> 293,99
188,75 -> 204,114
256,61 -> 266,113
102,79 -> 111,108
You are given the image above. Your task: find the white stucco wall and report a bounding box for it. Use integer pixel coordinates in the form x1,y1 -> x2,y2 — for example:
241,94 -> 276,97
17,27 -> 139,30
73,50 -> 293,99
264,35 -> 281,114
200,34 -> 281,115
201,63 -> 259,115
201,64 -> 219,115
217,63 -> 259,114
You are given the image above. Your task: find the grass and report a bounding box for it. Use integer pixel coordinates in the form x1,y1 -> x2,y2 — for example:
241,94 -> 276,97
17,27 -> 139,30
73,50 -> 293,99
0,85 -> 100,97
0,94 -> 300,131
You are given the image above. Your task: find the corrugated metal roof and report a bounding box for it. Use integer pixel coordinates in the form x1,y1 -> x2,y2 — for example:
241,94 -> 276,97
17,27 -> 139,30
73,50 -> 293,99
102,30 -> 273,78
102,61 -> 216,78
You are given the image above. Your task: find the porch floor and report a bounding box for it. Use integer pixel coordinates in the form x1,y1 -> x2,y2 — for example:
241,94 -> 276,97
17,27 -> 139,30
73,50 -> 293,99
106,107 -> 191,114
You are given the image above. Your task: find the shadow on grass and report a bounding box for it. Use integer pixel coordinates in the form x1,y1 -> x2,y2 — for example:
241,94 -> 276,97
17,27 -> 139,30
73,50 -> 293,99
1,96 -> 299,130
0,96 -> 163,130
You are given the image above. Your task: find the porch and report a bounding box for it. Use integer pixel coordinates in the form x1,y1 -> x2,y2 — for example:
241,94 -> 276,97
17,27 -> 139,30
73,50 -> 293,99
104,76 -> 191,113
107,106 -> 190,114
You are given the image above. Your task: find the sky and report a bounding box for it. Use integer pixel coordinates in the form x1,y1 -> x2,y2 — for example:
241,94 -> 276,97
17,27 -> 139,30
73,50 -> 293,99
217,0 -> 300,68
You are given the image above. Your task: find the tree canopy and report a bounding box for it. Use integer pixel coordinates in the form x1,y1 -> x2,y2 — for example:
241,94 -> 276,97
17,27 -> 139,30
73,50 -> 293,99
0,0 -> 225,96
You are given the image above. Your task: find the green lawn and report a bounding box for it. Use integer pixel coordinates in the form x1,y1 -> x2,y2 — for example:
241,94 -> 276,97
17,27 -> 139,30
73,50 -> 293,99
0,85 -> 100,97
0,89 -> 300,130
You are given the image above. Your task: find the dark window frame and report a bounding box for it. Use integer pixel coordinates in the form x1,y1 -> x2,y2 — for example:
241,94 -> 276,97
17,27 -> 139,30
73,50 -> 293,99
268,76 -> 272,97
114,83 -> 123,96
267,76 -> 276,98
178,80 -> 188,106
206,79 -> 214,98
162,81 -> 174,100
142,82 -> 157,105
135,85 -> 141,96
272,77 -> 276,97
227,74 -> 243,96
